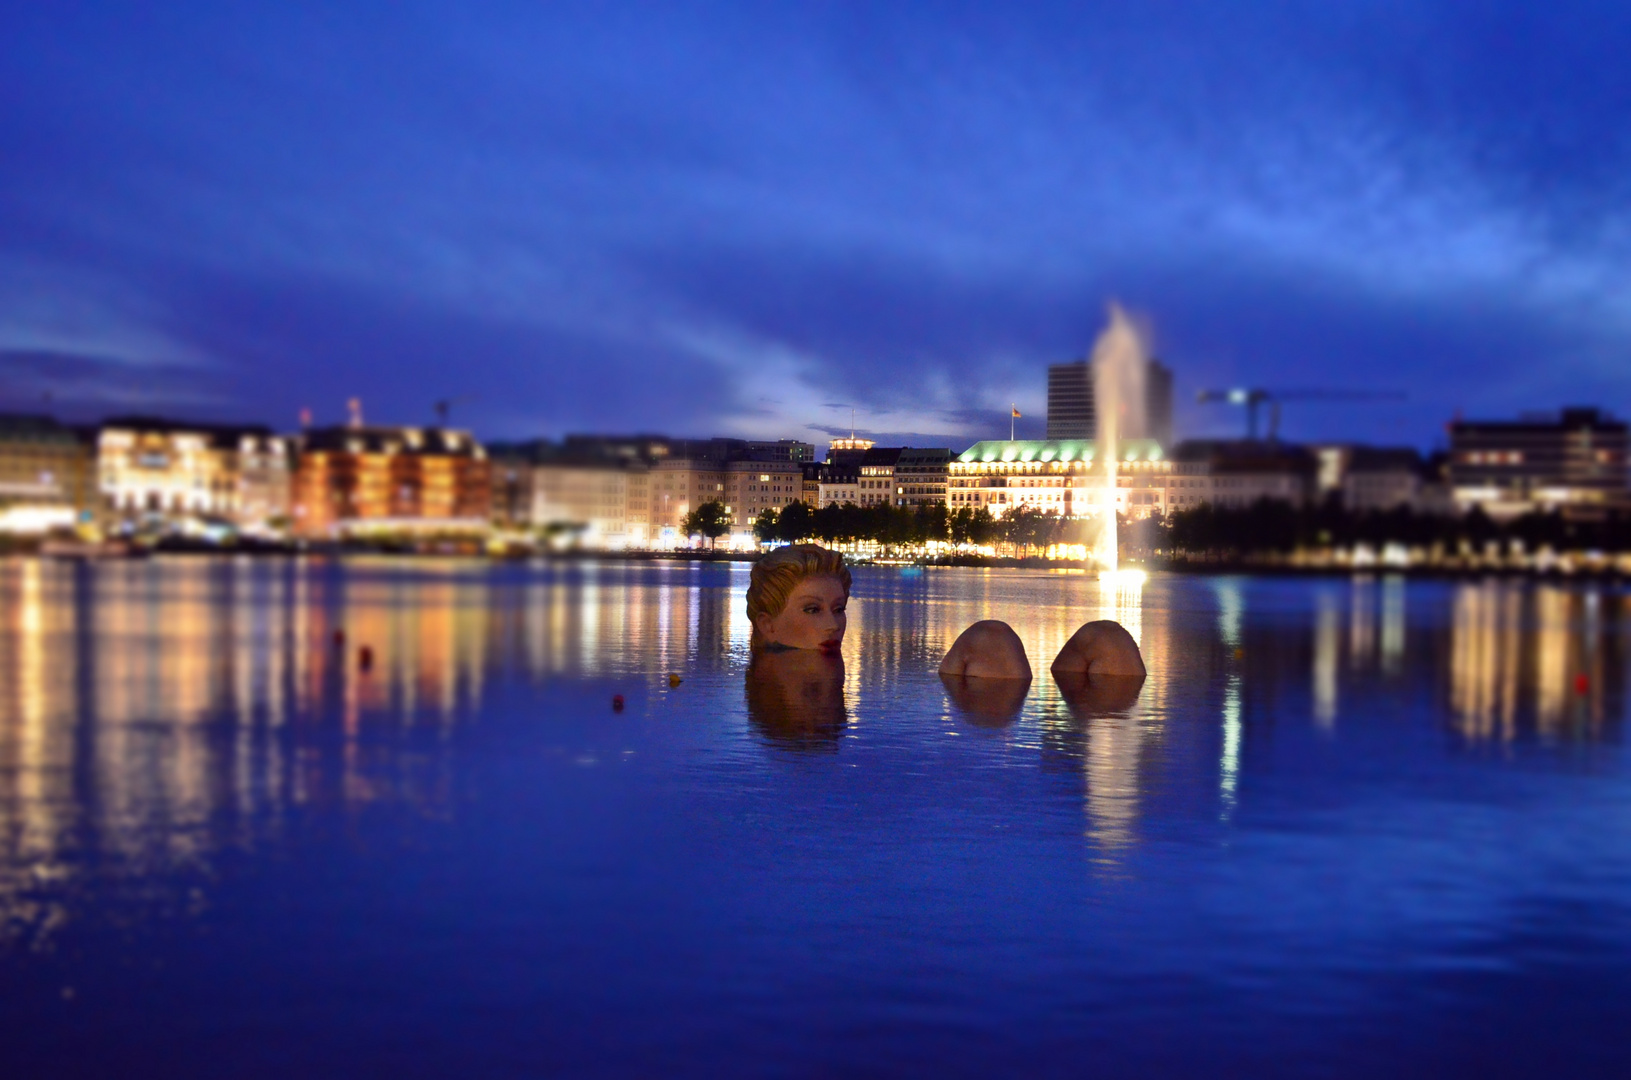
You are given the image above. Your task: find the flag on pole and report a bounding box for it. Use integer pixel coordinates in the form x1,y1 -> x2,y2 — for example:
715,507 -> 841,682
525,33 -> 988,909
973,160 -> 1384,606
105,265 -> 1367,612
1011,405 -> 1022,418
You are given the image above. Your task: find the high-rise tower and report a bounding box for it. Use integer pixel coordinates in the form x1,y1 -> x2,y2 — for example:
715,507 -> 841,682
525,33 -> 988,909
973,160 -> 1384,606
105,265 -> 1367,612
1045,356 -> 1173,445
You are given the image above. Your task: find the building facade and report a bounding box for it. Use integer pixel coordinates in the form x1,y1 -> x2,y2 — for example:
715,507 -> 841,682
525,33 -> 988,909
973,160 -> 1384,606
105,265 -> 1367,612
650,458 -> 728,537
1340,447 -> 1431,513
856,447 -> 903,507
486,442 -> 541,527
804,462 -> 859,507
1045,361 -> 1095,439
0,415 -> 97,534
949,438 -> 1320,521
1169,441 -> 1317,511
292,426 -> 490,536
896,447 -> 952,508
533,458 -> 651,547
725,460 -> 803,532
1046,358 -> 1174,445
825,435 -> 875,467
949,439 -> 1173,519
98,418 -> 289,527
1448,409 -> 1630,518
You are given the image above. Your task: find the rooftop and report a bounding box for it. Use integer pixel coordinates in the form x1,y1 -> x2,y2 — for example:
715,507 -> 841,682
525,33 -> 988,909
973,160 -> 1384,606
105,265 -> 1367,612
956,438 -> 1165,464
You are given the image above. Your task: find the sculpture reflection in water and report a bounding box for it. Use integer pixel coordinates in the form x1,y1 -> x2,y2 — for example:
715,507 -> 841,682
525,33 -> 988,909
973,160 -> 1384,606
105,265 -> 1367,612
941,671 -> 1032,727
745,649 -> 848,750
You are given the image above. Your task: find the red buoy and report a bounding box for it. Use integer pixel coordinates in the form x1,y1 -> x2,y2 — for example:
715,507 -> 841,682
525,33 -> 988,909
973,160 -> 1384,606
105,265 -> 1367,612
1574,673 -> 1590,695
612,694 -> 625,712
358,645 -> 374,673
332,629 -> 346,647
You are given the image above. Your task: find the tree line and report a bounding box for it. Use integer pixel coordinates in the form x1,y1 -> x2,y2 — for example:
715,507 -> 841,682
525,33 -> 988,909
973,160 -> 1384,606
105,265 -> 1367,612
689,494 -> 1631,561
741,500 -> 1107,557
1158,497 -> 1631,559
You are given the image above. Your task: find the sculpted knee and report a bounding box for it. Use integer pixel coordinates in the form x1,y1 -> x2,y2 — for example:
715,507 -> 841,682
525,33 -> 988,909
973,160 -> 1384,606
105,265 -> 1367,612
1051,619 -> 1145,678
939,620 -> 1032,680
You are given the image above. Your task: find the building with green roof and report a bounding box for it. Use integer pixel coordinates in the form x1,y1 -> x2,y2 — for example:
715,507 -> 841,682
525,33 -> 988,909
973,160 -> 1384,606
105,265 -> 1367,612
949,438 -> 1188,519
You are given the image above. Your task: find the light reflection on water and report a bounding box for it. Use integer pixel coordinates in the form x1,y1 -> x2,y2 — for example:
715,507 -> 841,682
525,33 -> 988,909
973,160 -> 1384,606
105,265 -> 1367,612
3,556 -> 1631,1073
4,560 -> 1628,873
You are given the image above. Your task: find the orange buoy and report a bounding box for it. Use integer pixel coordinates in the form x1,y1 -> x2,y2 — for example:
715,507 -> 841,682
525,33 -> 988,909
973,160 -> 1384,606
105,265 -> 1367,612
667,673 -> 683,688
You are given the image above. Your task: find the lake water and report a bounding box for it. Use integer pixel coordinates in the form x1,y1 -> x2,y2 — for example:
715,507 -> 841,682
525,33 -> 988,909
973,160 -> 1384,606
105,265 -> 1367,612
2,556 -> 1629,1077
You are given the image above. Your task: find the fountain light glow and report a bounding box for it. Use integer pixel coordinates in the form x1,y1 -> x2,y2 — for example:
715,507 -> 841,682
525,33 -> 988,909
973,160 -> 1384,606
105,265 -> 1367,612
1088,302 -> 1153,573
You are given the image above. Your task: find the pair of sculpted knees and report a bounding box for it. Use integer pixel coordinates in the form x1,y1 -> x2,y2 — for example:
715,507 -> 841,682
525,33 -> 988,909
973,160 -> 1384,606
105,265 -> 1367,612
939,618 -> 1145,682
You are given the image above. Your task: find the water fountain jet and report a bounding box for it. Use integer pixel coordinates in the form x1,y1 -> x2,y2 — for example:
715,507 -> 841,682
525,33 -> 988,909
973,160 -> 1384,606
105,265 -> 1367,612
1087,303 -> 1151,579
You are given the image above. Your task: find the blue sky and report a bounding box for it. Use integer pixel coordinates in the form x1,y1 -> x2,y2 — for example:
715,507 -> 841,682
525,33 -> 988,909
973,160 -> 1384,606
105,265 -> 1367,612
4,1 -> 1631,449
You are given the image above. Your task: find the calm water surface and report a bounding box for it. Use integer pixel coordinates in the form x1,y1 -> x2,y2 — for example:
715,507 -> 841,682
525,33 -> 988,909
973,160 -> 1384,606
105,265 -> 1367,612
2,557 -> 1629,1077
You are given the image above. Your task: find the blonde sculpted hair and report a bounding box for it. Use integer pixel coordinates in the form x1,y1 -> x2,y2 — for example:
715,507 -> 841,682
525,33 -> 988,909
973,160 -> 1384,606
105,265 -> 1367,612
746,544 -> 852,650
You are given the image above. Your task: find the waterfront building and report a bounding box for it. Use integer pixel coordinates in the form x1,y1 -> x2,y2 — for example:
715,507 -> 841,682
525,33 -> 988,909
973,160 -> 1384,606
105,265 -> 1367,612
800,463 -> 822,505
809,445 -> 951,508
648,455 -> 801,543
896,447 -> 952,508
1046,357 -> 1174,445
725,460 -> 803,533
825,435 -> 875,466
486,441 -> 543,527
1341,447 -> 1436,513
950,438 -> 1322,521
857,447 -> 904,507
98,417 -> 290,528
949,439 -> 1173,519
1448,408 -> 1630,519
650,459 -> 729,537
0,414 -> 97,533
564,434 -> 814,465
803,462 -> 860,507
1169,440 -> 1317,510
532,455 -> 651,547
738,439 -> 815,463
292,425 -> 490,536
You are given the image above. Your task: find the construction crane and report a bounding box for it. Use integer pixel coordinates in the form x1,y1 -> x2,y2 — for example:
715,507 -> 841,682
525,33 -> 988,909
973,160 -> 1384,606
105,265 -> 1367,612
1195,387 -> 1406,441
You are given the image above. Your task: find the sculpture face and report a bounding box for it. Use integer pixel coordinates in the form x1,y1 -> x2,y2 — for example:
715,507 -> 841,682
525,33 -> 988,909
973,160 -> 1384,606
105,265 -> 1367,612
752,574 -> 848,654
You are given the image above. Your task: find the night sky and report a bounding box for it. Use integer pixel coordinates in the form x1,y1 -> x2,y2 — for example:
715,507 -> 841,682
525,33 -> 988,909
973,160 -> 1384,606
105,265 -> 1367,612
4,2 -> 1630,450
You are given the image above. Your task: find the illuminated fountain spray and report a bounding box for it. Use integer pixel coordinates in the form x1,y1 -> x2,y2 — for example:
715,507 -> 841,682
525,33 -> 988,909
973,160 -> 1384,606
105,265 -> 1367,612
1090,303 -> 1148,575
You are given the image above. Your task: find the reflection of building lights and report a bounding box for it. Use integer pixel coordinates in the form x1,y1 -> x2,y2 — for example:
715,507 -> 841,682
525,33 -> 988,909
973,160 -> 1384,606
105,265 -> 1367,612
1220,674 -> 1241,818
1313,589 -> 1339,729
1380,576 -> 1406,673
1214,579 -> 1243,818
1349,576 -> 1375,665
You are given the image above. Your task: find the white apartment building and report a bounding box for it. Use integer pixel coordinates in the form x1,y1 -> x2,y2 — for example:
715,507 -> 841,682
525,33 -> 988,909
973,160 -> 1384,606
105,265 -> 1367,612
533,459 -> 651,547
948,439 -> 1173,519
948,439 -> 1317,519
99,420 -> 291,527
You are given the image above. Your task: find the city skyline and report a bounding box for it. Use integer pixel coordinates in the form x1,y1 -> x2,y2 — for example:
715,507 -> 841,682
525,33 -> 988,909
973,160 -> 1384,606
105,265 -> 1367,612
6,4 -> 1631,450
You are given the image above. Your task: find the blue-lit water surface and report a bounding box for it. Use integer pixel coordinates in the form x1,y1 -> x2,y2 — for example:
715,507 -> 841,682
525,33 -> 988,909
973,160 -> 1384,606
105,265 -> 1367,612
3,557 -> 1630,1077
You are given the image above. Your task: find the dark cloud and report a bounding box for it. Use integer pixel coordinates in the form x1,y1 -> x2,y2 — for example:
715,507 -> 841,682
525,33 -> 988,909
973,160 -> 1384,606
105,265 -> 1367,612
0,348 -> 225,420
